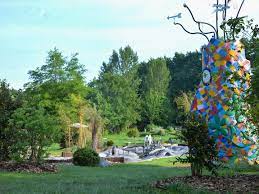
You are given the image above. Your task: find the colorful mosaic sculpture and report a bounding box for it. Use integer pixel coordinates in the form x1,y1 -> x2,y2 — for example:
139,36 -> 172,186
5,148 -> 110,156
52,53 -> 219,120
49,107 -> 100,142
191,38 -> 258,163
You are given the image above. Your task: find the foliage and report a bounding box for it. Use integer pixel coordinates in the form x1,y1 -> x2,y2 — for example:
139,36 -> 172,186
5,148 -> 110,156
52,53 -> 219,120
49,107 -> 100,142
157,128 -> 166,136
174,92 -> 194,124
25,48 -> 89,147
127,128 -> 140,138
93,46 -> 141,132
86,106 -> 103,151
0,80 -> 23,161
146,124 -> 166,136
175,114 -> 220,176
145,124 -> 158,132
9,101 -> 59,163
73,148 -> 100,166
139,58 -> 171,127
26,48 -> 88,113
167,52 -> 201,98
106,140 -> 114,147
220,17 -> 258,41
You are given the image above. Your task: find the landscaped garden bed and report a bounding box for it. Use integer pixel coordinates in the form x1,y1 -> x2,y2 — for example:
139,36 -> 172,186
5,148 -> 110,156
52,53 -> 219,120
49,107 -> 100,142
0,161 -> 57,173
154,174 -> 259,193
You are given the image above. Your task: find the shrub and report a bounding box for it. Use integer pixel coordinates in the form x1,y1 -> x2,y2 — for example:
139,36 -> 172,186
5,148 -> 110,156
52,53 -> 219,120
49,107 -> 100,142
73,148 -> 100,166
106,140 -> 114,147
146,124 -> 159,132
9,105 -> 60,163
175,114 -> 220,176
139,131 -> 149,137
166,126 -> 175,133
127,128 -> 140,138
157,128 -> 166,136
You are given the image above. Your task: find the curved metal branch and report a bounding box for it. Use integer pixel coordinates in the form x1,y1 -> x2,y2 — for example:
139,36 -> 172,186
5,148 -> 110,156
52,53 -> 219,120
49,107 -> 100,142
183,3 -> 217,38
174,22 -> 210,42
232,0 -> 246,40
236,0 -> 245,19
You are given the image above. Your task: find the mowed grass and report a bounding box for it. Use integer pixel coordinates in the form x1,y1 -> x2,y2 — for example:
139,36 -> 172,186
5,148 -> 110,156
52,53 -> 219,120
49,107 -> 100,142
0,157 -> 209,194
0,164 -> 188,194
0,157 -> 258,194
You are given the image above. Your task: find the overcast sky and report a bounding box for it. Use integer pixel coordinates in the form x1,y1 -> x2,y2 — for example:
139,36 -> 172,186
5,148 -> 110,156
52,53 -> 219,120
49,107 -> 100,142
1,0 -> 258,89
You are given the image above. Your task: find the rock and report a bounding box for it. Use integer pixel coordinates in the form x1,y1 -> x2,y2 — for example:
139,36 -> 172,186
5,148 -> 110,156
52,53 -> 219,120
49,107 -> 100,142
99,158 -> 111,167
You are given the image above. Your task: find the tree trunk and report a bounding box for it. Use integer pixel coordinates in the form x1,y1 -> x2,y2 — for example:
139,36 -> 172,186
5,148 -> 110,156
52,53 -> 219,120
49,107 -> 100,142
92,120 -> 98,151
78,108 -> 84,148
191,163 -> 202,176
68,126 -> 71,148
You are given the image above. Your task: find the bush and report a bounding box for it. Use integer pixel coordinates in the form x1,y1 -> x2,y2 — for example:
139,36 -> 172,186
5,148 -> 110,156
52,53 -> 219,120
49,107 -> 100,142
73,148 -> 100,166
127,128 -> 140,138
106,140 -> 114,147
175,114 -> 220,176
139,131 -> 149,137
157,128 -> 166,136
146,124 -> 159,132
9,105 -> 60,163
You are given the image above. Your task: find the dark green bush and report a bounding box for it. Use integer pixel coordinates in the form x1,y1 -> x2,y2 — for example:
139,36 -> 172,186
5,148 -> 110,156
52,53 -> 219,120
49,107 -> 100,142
127,128 -> 139,138
73,148 -> 100,166
175,114 -> 220,176
146,124 -> 159,132
106,140 -> 114,147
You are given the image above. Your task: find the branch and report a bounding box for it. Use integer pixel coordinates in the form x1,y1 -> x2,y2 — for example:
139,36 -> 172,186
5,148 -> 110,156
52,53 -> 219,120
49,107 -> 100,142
232,0 -> 246,40
183,3 -> 216,38
174,22 -> 210,42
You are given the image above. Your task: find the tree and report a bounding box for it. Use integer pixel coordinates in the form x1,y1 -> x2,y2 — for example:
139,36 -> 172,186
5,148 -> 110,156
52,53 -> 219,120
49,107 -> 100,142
94,46 -> 141,132
9,102 -> 59,163
0,80 -> 23,161
86,106 -> 103,151
26,48 -> 89,145
69,94 -> 89,148
58,103 -> 73,148
174,92 -> 193,124
168,52 -> 201,97
140,58 -> 171,127
26,48 -> 88,115
174,92 -> 219,176
176,115 -> 219,176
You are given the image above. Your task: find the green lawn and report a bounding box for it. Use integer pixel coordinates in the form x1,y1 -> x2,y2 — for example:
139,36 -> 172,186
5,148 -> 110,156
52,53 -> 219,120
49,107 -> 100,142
0,157 -> 204,194
0,157 -> 258,194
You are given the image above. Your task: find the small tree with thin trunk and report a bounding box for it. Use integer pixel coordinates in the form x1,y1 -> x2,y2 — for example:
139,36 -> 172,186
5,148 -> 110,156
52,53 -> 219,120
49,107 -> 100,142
87,106 -> 103,151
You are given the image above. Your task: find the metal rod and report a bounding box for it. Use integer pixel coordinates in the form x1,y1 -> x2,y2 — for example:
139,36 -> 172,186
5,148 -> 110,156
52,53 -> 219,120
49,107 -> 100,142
232,0 -> 246,40
174,22 -> 210,41
183,3 -> 216,38
236,0 -> 245,19
223,0 -> 227,40
216,0 -> 219,38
